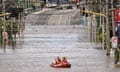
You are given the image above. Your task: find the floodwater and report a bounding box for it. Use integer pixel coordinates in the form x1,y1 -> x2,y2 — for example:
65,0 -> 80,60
1,25 -> 118,72
0,25 -> 90,72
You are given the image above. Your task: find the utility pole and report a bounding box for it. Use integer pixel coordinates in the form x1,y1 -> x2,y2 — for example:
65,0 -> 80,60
10,18 -> 13,41
102,18 -> 105,50
2,0 -> 6,47
106,0 -> 111,56
89,0 -> 93,42
102,3 -> 105,50
111,0 -> 115,36
90,15 -> 93,42
100,0 -> 102,26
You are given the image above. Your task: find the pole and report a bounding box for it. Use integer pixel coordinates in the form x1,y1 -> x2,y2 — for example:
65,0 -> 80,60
102,5 -> 105,50
2,0 -> 6,47
18,0 -> 21,38
101,1 -> 104,50
11,18 -> 13,41
90,16 -> 93,42
89,0 -> 92,42
111,0 -> 115,36
106,0 -> 110,56
100,0 -> 102,26
93,15 -> 96,42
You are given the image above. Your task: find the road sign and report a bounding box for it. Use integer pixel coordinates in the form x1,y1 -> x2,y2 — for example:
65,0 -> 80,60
112,36 -> 118,48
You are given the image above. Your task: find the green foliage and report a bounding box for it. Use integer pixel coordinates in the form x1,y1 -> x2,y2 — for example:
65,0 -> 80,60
114,48 -> 119,64
0,19 -> 18,40
96,25 -> 107,49
0,20 -> 3,31
0,20 -> 3,40
96,26 -> 102,42
96,25 -> 106,42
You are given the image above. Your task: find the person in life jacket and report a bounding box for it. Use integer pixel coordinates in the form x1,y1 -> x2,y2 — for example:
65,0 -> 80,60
61,56 -> 68,64
55,56 -> 61,64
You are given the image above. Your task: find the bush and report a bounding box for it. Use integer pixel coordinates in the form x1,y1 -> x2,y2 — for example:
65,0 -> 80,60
0,19 -> 18,40
96,25 -> 106,49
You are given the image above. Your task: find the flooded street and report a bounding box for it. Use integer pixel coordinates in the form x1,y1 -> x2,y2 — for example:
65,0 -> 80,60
0,8 -> 120,72
0,25 -> 90,72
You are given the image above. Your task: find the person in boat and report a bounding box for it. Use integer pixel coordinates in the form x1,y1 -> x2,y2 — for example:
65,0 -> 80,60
55,56 -> 61,64
61,56 -> 68,64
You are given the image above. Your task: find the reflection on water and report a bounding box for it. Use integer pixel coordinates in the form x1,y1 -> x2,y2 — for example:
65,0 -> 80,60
0,38 -> 24,54
0,32 -> 88,54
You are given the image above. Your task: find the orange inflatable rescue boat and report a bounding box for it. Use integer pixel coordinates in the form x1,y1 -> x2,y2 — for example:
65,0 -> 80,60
50,63 -> 71,68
